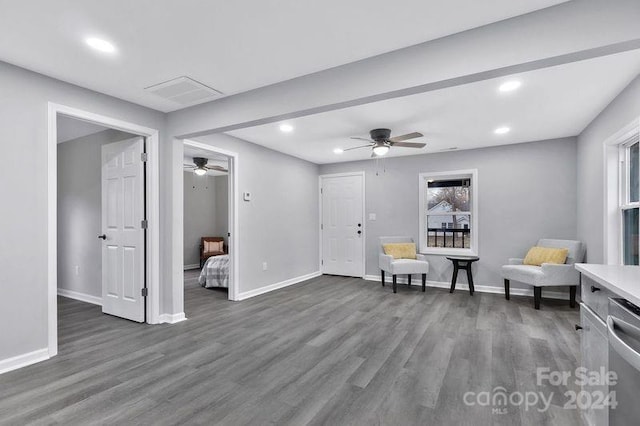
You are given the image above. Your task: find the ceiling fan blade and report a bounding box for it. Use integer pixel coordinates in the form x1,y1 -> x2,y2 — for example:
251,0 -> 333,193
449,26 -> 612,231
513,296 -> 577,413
183,164 -> 196,168
390,142 -> 427,149
350,137 -> 373,142
206,165 -> 229,172
343,144 -> 372,152
389,132 -> 423,143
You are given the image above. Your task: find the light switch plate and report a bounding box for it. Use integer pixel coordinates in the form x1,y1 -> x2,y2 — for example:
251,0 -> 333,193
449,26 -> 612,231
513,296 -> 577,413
369,213 -> 376,220
243,192 -> 251,201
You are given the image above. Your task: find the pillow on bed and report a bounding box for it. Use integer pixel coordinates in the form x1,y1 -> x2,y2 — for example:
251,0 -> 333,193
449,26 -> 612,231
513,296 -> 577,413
204,241 -> 223,253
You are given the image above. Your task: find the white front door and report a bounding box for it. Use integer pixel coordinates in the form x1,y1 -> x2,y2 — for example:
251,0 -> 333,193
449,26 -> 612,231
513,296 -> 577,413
101,137 -> 145,322
321,174 -> 364,277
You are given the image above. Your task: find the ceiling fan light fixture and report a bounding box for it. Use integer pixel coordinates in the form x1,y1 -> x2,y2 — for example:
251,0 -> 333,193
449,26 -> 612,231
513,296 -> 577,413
194,167 -> 207,176
372,144 -> 389,156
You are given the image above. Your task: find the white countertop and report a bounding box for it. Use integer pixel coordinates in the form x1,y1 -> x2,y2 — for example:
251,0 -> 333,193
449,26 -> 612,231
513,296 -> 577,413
575,263 -> 640,307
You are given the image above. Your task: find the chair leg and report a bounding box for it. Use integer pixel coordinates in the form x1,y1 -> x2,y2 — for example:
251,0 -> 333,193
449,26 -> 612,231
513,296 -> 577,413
422,274 -> 426,292
392,275 -> 397,294
407,274 -> 412,287
569,285 -> 577,308
534,287 -> 541,310
504,279 -> 510,300
449,265 -> 458,293
466,266 -> 475,296
381,270 -> 385,287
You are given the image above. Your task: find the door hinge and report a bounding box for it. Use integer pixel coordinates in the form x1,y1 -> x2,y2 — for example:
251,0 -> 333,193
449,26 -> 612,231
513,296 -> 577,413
320,188 -> 323,194
321,224 -> 323,230
141,152 -> 148,162
141,288 -> 148,297
141,219 -> 148,229
321,259 -> 323,265
228,232 -> 231,237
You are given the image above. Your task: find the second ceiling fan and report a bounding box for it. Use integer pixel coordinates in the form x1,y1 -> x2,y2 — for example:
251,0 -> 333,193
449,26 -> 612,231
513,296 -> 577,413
345,128 -> 426,157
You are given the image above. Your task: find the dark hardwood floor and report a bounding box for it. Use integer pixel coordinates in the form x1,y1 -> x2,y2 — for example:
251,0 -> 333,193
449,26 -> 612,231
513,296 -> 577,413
0,273 -> 582,425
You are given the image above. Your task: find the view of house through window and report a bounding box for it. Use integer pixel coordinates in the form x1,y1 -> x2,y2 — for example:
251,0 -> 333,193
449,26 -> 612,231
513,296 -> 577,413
426,178 -> 471,248
419,169 -> 477,255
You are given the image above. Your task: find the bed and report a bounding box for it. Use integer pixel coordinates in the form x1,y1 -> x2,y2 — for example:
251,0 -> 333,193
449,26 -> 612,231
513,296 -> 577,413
198,254 -> 230,288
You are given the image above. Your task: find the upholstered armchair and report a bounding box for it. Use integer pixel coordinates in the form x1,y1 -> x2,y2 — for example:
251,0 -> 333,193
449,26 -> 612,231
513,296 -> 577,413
501,239 -> 585,309
379,236 -> 429,293
200,237 -> 226,268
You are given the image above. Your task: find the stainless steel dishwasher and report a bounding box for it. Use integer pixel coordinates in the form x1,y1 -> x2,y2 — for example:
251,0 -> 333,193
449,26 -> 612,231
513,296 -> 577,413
608,298 -> 640,425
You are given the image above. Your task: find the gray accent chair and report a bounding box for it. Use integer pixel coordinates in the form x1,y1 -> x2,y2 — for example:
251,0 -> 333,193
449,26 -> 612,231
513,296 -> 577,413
501,239 -> 585,309
379,237 -> 429,293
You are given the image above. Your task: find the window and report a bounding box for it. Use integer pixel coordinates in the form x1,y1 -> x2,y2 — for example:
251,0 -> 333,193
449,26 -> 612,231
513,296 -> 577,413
604,118 -> 640,265
621,138 -> 640,265
419,169 -> 478,255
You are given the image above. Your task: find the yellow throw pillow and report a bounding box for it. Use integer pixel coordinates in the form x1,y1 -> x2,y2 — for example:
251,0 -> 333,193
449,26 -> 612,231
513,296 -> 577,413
523,246 -> 568,266
383,243 -> 417,260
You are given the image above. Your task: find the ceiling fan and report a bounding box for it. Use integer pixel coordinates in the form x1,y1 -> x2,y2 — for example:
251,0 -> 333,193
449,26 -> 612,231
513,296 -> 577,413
183,157 -> 228,176
345,128 -> 426,157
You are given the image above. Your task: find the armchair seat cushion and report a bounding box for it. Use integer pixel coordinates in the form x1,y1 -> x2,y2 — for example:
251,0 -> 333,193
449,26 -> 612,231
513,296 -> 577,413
501,265 -> 544,286
385,259 -> 429,275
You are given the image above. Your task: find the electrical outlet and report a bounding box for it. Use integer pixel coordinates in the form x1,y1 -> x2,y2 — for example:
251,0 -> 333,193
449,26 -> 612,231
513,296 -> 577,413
75,265 -> 80,276
262,262 -> 268,271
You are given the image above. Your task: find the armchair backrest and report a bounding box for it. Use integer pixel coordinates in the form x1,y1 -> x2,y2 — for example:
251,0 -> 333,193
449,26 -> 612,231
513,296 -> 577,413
379,236 -> 415,254
537,239 -> 585,264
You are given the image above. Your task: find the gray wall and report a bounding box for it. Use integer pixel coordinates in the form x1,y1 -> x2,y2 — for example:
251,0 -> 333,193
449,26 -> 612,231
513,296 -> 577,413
188,134 -> 320,293
0,60 -> 167,362
577,75 -> 640,263
183,171 -> 228,267
319,138 -> 578,290
57,129 -> 136,298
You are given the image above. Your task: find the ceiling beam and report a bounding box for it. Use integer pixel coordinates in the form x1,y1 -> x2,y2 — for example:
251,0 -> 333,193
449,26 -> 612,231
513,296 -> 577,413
168,0 -> 640,139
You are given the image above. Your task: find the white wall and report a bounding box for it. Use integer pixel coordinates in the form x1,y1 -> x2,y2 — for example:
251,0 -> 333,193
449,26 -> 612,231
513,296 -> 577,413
183,171 -> 228,267
319,138 -> 578,291
185,134 -> 320,294
577,75 -> 640,263
57,128 -> 135,298
0,60 -> 167,363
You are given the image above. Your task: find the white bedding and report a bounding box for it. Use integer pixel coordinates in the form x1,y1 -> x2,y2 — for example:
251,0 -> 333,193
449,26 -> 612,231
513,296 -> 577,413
198,255 -> 230,288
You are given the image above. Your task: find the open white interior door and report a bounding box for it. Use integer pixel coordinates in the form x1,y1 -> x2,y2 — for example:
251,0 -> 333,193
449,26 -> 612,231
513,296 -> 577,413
321,174 -> 364,277
101,137 -> 145,322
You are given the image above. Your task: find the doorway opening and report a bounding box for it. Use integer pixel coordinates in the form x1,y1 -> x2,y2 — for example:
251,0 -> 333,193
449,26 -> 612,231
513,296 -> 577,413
47,103 -> 161,359
182,139 -> 239,304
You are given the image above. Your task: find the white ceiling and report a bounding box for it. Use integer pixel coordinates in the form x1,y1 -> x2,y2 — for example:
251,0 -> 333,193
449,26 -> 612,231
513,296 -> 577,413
227,50 -> 640,164
57,115 -> 110,143
184,145 -> 228,176
0,0 -> 567,112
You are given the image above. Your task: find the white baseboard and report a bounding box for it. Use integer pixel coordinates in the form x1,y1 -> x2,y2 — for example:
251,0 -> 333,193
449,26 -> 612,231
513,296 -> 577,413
57,288 -> 103,306
236,271 -> 322,301
159,312 -> 187,324
0,348 -> 49,375
363,275 -> 570,300
184,264 -> 200,271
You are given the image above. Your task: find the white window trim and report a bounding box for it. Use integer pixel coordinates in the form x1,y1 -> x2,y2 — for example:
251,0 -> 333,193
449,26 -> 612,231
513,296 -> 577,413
418,169 -> 478,256
604,117 -> 640,265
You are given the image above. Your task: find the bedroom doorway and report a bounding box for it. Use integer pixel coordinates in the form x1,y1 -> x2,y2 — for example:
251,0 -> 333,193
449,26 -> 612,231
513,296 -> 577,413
48,103 -> 161,359
182,140 -> 238,302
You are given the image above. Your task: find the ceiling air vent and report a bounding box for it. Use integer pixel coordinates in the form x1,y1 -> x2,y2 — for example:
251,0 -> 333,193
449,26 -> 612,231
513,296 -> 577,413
145,76 -> 222,107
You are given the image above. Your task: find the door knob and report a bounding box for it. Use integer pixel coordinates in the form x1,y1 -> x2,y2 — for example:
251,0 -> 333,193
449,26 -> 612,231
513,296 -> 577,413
591,286 -> 601,293
575,324 -> 583,331
98,234 -> 107,240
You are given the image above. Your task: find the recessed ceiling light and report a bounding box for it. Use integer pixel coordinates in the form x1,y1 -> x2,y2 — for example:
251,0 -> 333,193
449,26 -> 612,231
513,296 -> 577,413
279,124 -> 294,133
494,126 -> 511,135
333,148 -> 344,154
85,37 -> 116,53
498,80 -> 521,92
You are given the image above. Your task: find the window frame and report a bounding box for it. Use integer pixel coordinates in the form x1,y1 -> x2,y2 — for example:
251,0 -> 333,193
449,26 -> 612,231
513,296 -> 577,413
604,117 -> 640,265
418,169 -> 478,256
